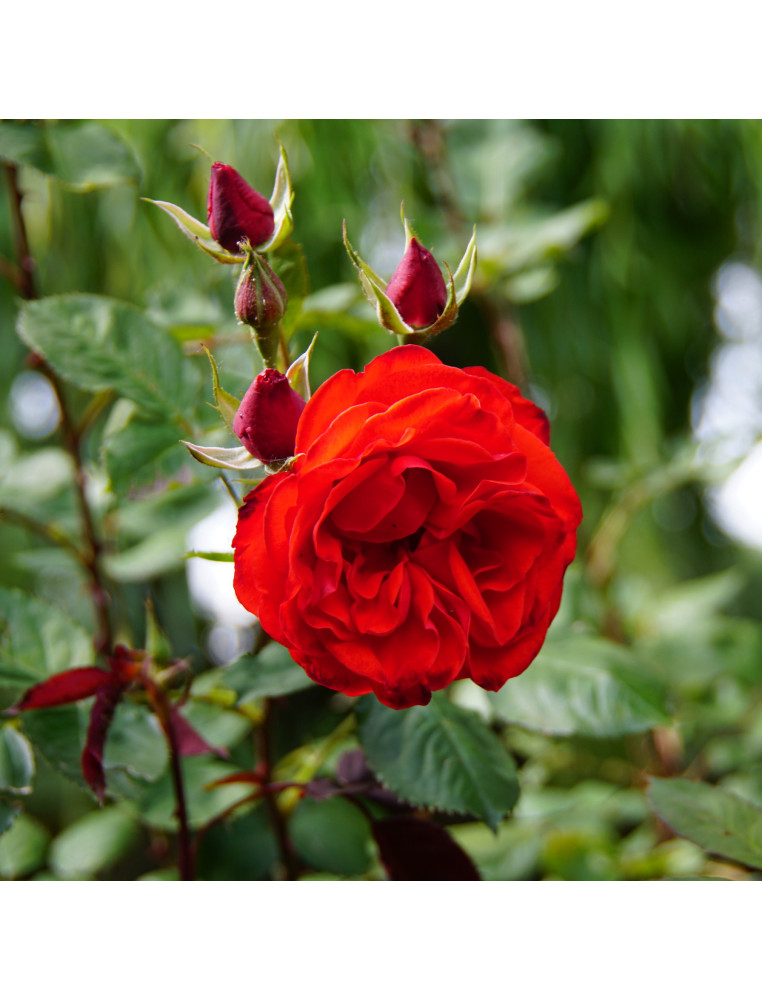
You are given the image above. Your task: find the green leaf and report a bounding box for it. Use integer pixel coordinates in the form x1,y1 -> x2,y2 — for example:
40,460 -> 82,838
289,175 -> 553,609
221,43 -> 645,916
648,778 -> 762,871
0,813 -> 50,879
226,643 -> 316,700
20,706 -> 88,789
102,702 -> 168,784
49,805 -> 142,878
101,401 -> 183,493
0,588 -> 94,687
0,121 -> 140,190
17,295 -> 200,421
0,801 -> 20,837
357,693 -> 519,831
488,635 -> 670,738
290,797 -> 371,876
0,725 -> 35,795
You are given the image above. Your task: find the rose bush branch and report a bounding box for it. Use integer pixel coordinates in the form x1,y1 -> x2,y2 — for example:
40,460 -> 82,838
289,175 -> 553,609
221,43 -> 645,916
3,165 -> 114,655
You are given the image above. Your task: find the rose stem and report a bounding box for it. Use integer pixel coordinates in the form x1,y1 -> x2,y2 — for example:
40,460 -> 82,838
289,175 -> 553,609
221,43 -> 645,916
4,164 -> 114,656
255,699 -> 299,880
143,677 -> 194,880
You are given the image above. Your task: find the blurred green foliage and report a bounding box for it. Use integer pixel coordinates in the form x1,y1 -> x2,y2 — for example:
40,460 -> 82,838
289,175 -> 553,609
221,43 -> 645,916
2,119 -> 762,880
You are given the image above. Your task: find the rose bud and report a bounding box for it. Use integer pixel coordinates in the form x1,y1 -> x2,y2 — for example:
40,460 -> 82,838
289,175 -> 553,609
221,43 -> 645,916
385,237 -> 448,329
235,252 -> 288,331
233,369 -> 306,463
207,162 -> 275,254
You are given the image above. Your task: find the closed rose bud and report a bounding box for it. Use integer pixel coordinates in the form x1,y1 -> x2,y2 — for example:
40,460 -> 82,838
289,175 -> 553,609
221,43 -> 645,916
385,237 -> 448,329
235,252 -> 288,331
233,369 -> 306,463
207,162 -> 275,254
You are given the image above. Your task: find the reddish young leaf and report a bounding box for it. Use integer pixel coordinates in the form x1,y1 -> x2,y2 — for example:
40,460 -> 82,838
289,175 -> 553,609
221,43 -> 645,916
81,678 -> 128,804
372,815 -> 481,881
13,667 -> 112,712
169,706 -> 230,759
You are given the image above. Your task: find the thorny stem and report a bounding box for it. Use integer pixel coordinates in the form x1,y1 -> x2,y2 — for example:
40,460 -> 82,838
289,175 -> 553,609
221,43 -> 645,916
144,678 -> 195,880
255,699 -> 299,880
3,163 -> 114,655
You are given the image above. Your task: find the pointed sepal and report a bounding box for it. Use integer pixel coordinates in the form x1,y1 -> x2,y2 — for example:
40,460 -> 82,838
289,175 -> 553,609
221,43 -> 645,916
143,198 -> 245,264
258,143 -> 295,253
202,346 -> 241,435
286,332 -> 318,402
181,440 -> 267,472
452,225 -> 478,306
343,221 -> 412,337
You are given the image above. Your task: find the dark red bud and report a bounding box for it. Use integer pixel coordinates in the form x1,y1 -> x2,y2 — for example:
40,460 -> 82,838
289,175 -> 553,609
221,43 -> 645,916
233,369 -> 306,463
235,253 -> 288,330
207,162 -> 275,254
385,237 -> 447,329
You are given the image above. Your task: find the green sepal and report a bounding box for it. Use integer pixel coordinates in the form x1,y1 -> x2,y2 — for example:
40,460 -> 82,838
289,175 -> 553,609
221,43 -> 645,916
452,225 -> 478,306
181,441 -> 266,472
343,221 -> 411,337
143,198 -> 245,264
286,332 -> 318,402
258,142 -> 295,254
343,216 -> 477,340
201,346 -> 241,435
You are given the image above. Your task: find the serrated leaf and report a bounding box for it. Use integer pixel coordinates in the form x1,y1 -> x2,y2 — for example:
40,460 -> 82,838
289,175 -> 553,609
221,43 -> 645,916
0,121 -> 140,190
182,440 -> 265,472
648,778 -> 762,871
0,725 -> 35,795
357,693 -> 519,831
0,588 -> 94,687
488,635 -> 670,738
17,295 -> 200,421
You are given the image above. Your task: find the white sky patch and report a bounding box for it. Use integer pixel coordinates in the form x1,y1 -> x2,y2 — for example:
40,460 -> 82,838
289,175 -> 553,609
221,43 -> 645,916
186,501 -> 256,628
694,262 -> 762,549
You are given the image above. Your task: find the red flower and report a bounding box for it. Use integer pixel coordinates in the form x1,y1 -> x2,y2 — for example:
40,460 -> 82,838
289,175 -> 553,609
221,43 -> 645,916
207,162 -> 275,254
385,237 -> 447,329
233,346 -> 581,709
233,369 -> 306,463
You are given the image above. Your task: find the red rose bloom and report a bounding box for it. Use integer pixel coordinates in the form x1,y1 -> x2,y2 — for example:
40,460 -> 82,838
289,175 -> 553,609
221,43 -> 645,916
233,346 -> 582,709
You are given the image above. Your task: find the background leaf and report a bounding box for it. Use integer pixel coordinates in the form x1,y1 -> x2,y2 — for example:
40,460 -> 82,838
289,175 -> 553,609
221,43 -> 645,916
0,121 -> 141,190
17,295 -> 200,421
488,635 -> 671,738
648,777 -> 762,871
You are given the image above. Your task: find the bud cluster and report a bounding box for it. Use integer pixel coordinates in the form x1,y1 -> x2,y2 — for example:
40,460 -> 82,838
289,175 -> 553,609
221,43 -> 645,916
150,146 -> 476,474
